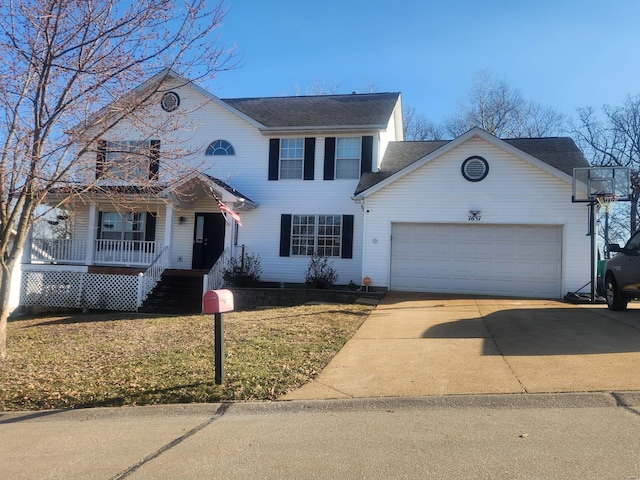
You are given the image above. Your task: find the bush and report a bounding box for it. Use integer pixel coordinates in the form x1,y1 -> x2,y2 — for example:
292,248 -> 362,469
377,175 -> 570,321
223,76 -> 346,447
305,253 -> 338,289
223,252 -> 262,287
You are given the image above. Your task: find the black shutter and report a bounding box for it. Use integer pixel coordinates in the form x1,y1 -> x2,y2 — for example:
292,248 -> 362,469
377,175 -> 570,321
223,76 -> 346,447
341,215 -> 354,259
268,139 -> 280,180
145,212 -> 157,241
149,140 -> 160,180
280,214 -> 292,257
145,212 -> 157,255
96,140 -> 107,179
361,136 -> 373,175
303,137 -> 315,180
324,137 -> 336,180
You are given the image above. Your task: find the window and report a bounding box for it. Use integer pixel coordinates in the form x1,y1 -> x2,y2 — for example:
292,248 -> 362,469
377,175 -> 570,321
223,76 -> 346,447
288,215 -> 344,257
206,140 -> 235,156
281,214 -> 353,258
99,212 -> 146,242
335,137 -> 361,179
279,138 -> 304,179
97,140 -> 160,180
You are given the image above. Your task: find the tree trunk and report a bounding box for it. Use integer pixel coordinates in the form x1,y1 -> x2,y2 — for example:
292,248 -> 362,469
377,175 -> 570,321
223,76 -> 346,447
0,263 -> 10,360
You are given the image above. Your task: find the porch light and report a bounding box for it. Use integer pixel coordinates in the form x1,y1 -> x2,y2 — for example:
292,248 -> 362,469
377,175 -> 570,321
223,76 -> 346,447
178,216 -> 186,225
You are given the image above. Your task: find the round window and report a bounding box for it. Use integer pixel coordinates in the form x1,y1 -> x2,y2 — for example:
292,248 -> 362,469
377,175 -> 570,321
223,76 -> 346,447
461,156 -> 489,182
161,92 -> 180,112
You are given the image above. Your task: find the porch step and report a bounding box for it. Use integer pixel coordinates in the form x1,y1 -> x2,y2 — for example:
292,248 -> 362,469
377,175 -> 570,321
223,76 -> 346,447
139,270 -> 205,314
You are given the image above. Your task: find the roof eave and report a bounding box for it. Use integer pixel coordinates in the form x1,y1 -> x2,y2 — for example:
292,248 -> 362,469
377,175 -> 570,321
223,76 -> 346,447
259,124 -> 388,135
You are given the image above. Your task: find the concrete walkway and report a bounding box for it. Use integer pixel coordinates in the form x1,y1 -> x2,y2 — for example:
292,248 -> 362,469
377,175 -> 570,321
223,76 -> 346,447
282,292 -> 640,400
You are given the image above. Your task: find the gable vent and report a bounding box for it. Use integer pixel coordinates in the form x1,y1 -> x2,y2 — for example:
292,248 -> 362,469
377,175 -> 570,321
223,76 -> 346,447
461,156 -> 489,182
161,92 -> 180,112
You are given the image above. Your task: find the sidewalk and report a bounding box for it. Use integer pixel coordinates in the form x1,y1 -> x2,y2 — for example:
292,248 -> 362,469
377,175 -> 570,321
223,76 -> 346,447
3,394 -> 640,479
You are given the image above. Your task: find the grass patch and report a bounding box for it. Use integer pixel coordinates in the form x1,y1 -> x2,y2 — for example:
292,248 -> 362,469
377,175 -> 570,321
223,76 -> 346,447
0,303 -> 373,411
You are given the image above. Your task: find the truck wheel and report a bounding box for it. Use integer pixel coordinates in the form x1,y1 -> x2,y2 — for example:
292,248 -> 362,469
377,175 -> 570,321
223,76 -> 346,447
605,275 -> 628,311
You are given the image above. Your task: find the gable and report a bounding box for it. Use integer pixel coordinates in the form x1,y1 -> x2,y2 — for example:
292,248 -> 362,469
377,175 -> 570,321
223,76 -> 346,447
354,129 -> 590,198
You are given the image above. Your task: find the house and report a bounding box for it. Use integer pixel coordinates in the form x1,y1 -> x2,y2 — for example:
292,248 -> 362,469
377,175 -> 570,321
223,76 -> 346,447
20,70 -> 591,312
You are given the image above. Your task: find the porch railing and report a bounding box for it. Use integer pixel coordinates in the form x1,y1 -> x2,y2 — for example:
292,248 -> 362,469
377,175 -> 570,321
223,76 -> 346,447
203,247 -> 231,299
30,238 -> 161,266
94,239 -> 158,265
31,238 -> 87,264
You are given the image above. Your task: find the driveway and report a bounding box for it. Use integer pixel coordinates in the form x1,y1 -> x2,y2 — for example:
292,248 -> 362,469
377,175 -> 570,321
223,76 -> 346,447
282,292 -> 640,400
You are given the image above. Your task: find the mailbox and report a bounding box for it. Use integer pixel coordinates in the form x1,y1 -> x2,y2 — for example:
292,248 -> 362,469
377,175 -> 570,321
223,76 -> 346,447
203,289 -> 234,313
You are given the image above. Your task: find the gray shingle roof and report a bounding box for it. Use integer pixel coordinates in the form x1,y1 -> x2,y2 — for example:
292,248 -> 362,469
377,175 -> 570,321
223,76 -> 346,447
354,136 -> 590,196
223,92 -> 400,129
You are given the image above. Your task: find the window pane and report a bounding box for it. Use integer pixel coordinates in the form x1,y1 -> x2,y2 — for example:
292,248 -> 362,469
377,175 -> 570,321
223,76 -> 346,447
100,211 -> 146,243
280,138 -> 303,179
105,140 -> 152,179
317,215 -> 341,257
336,137 -> 361,179
292,215 -> 315,256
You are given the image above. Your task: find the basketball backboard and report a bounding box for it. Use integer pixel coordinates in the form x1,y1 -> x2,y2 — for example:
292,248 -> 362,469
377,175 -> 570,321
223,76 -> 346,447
572,166 -> 631,203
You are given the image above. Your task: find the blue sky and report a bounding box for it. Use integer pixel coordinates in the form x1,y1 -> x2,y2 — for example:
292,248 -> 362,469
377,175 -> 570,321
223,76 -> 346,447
208,0 -> 640,124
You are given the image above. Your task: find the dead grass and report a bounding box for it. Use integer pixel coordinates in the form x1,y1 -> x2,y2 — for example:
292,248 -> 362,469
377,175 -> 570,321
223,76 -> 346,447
0,303 -> 373,411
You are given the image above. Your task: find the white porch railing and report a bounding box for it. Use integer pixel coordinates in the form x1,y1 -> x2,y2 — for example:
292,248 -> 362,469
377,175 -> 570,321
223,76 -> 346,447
31,238 -> 161,266
136,246 -> 170,307
31,238 -> 87,264
94,240 -> 158,265
203,247 -> 231,299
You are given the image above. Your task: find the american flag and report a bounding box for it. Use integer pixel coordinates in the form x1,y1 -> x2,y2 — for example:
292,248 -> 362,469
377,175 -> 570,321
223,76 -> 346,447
217,199 -> 242,226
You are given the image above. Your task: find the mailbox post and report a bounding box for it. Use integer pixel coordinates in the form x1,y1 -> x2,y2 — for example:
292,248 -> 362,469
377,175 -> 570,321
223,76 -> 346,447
202,289 -> 234,385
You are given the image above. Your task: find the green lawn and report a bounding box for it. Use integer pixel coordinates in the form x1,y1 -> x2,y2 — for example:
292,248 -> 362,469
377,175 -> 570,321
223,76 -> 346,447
0,303 -> 373,411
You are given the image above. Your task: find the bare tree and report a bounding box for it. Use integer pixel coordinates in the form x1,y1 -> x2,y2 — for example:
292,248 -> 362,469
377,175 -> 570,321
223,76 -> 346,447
0,0 -> 235,359
445,70 -> 566,138
403,106 -> 445,140
572,97 -> 640,234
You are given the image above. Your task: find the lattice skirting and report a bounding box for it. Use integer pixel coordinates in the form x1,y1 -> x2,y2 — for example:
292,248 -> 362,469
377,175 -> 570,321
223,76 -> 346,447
21,271 -> 139,311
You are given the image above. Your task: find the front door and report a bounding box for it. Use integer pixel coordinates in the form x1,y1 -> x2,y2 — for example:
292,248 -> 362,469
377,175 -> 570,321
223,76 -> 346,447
192,213 -> 225,270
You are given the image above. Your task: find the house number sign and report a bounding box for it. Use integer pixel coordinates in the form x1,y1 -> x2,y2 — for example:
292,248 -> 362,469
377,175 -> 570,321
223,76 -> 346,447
468,210 -> 481,221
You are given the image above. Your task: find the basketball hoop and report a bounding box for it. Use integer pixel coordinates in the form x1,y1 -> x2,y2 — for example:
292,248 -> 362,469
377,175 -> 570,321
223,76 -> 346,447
595,194 -> 619,213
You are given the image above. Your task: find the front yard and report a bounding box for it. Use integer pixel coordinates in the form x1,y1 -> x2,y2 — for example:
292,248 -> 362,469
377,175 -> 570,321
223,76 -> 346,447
0,303 -> 373,411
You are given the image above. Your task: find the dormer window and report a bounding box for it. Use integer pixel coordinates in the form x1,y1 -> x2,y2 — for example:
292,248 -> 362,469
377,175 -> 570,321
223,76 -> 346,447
205,140 -> 235,156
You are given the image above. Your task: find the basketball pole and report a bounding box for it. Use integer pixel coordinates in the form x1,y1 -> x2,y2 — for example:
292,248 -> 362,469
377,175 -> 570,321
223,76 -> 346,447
589,200 -> 598,303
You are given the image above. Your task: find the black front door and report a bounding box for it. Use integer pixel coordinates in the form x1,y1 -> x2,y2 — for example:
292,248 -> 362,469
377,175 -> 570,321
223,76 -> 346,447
192,213 -> 225,270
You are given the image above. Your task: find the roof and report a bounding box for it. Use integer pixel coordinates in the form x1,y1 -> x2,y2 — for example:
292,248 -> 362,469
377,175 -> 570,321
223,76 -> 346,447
354,134 -> 590,196
223,92 -> 401,130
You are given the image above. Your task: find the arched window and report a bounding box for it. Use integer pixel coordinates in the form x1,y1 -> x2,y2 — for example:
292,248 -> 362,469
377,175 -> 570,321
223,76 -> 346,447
206,140 -> 235,156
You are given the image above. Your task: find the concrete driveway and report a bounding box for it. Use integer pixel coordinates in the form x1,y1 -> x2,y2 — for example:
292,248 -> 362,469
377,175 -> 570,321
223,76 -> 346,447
282,292 -> 640,400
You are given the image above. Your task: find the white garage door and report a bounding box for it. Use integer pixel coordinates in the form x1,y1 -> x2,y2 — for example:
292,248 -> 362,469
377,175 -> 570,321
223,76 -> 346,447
390,223 -> 562,298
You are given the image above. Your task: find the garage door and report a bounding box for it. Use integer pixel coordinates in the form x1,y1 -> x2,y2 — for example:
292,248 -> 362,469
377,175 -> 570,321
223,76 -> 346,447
390,223 -> 562,298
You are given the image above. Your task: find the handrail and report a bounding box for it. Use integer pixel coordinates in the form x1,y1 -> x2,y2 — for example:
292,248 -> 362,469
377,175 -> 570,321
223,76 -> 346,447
137,245 -> 169,307
203,247 -> 231,298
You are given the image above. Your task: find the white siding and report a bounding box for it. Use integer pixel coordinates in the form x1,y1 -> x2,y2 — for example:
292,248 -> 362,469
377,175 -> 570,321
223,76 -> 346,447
360,137 -> 590,297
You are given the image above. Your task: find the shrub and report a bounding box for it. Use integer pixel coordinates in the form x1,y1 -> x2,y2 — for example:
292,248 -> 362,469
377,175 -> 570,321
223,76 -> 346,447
223,252 -> 262,287
305,253 -> 338,289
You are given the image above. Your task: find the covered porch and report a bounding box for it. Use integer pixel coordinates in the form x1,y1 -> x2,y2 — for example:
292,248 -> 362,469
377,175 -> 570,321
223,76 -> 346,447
21,174 -> 256,312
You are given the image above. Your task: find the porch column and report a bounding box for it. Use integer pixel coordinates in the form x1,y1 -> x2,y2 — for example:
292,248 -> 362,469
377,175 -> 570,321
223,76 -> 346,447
164,204 -> 174,265
86,204 -> 97,265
